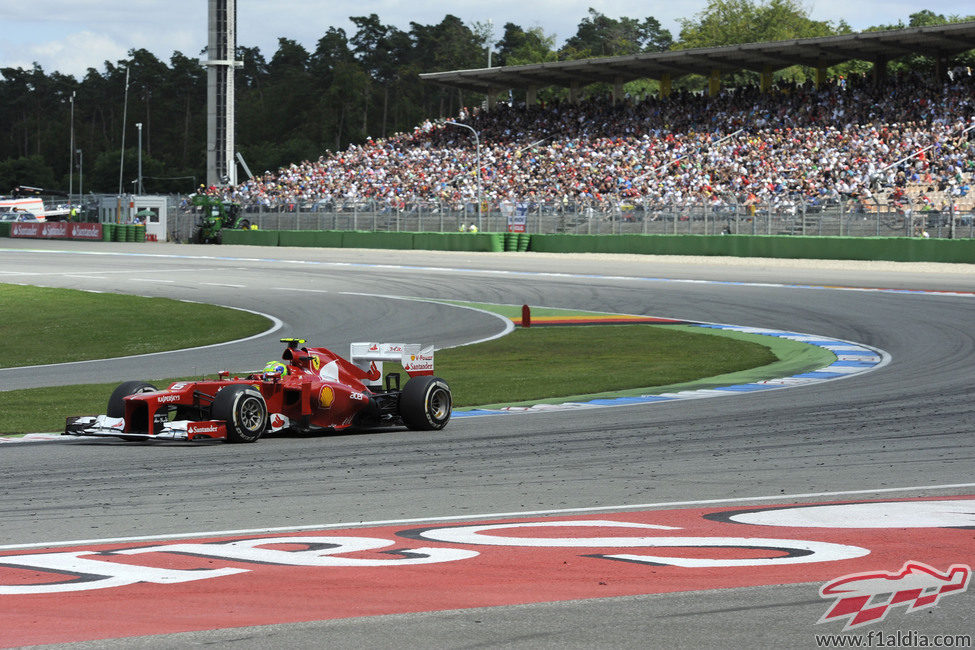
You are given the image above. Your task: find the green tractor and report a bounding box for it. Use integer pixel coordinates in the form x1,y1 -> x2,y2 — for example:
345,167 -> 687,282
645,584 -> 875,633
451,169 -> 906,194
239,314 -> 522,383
190,194 -> 251,244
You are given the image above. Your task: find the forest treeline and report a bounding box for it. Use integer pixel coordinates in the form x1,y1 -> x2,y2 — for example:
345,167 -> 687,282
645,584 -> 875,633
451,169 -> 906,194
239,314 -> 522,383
0,2 -> 972,194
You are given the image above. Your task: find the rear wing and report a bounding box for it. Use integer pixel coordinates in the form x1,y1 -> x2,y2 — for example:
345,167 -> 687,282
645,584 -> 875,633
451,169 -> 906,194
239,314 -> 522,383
349,343 -> 434,386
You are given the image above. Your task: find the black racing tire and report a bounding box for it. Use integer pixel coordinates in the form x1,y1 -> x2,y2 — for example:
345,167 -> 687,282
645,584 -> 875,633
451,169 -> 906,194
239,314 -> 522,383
212,385 -> 268,443
107,381 -> 158,418
399,376 -> 451,431
107,381 -> 157,441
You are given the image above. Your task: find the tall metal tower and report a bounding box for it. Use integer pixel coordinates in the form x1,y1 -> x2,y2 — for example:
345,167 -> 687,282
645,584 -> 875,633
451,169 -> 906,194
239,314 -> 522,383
205,0 -> 242,187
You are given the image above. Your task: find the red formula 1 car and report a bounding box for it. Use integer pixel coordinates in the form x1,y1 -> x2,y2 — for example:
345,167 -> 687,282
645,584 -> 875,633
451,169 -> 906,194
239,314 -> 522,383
63,338 -> 452,443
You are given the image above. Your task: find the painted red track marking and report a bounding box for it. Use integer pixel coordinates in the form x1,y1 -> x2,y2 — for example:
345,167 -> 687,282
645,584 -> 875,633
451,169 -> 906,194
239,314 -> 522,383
510,315 -> 688,326
0,496 -> 972,647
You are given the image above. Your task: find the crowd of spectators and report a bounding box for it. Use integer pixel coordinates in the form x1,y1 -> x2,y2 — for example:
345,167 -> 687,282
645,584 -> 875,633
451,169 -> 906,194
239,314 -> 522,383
206,71 -> 975,215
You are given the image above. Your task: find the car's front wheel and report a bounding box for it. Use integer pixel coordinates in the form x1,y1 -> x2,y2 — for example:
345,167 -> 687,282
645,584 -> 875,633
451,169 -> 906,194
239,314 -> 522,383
212,385 -> 268,443
107,381 -> 157,417
106,381 -> 158,441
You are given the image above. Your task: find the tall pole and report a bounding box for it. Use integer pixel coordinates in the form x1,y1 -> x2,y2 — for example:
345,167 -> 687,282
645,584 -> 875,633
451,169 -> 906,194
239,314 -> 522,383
118,66 -> 129,195
77,149 -> 83,212
206,0 -> 242,187
487,19 -> 493,67
136,122 -> 143,195
69,91 -> 75,207
446,121 -> 482,231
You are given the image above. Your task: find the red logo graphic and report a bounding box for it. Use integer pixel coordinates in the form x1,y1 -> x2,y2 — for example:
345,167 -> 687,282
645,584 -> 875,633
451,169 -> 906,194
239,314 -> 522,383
365,361 -> 382,381
818,561 -> 971,630
271,415 -> 285,428
368,344 -> 379,352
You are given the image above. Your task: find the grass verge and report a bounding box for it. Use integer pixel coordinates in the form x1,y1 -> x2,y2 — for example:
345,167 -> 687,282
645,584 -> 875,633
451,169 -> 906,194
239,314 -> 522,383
0,284 -> 270,367
436,324 -> 776,406
0,324 -> 795,435
0,291 -> 829,436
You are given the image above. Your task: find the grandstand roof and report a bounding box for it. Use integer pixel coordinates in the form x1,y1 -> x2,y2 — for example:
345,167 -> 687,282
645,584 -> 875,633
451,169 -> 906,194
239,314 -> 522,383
420,21 -> 975,93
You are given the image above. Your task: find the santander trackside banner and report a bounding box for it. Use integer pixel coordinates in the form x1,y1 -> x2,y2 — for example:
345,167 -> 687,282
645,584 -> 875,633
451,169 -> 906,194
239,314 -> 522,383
10,222 -> 103,240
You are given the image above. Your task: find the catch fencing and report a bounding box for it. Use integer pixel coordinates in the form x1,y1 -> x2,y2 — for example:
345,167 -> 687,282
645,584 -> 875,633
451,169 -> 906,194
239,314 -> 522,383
160,195 -> 975,243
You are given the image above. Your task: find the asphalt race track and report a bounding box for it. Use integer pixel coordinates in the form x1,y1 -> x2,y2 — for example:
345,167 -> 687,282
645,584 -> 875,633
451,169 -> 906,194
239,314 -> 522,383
0,240 -> 973,649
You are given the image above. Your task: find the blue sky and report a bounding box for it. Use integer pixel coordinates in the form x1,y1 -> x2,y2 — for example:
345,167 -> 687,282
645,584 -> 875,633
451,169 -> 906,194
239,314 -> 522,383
0,1 -> 965,78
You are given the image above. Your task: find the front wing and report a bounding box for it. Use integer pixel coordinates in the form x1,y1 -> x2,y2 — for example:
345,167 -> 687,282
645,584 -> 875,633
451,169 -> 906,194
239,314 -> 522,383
64,415 -> 228,441
63,412 -> 294,442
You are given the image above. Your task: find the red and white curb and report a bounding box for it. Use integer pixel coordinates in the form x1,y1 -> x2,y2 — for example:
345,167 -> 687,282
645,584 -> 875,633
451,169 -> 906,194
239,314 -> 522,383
0,495 -> 970,646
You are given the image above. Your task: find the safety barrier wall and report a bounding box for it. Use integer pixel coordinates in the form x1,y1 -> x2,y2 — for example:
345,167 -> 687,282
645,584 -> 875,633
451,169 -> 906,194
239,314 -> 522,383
528,234 -> 975,263
226,229 -> 509,252
221,229 -> 975,263
4,225 -> 971,263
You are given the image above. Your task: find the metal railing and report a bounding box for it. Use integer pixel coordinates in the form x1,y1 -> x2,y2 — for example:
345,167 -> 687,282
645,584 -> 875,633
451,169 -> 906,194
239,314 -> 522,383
166,195 -> 975,242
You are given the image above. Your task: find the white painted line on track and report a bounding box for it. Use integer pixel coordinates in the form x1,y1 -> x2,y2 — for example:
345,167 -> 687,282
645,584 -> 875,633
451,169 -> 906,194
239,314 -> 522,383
201,282 -> 245,288
340,292 -> 516,347
273,287 -> 330,293
1,482 -> 972,551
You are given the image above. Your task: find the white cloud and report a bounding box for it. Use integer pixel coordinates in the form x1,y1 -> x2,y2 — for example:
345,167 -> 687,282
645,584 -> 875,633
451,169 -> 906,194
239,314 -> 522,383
17,31 -> 128,75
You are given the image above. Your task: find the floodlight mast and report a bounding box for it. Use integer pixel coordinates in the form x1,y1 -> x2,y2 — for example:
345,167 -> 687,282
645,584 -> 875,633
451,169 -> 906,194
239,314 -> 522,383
445,121 -> 482,231
205,0 -> 243,188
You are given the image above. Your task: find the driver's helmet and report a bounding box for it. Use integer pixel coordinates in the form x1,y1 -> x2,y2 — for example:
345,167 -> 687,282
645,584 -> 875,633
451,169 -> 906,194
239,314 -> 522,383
263,361 -> 288,376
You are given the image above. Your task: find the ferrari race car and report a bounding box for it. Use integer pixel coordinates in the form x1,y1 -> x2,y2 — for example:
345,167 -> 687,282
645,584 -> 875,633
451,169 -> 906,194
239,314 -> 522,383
63,338 -> 451,443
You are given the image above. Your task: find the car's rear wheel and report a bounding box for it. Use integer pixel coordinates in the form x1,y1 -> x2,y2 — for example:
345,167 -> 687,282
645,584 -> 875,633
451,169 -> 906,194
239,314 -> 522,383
399,376 -> 451,430
212,385 -> 268,443
107,381 -> 157,441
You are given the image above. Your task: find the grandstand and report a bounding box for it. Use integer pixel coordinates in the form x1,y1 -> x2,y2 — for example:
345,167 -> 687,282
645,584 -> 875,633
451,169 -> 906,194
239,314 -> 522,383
200,26 -> 975,241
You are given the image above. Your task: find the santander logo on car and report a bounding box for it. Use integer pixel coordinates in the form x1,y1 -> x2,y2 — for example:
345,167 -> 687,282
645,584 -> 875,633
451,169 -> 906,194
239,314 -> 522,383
188,423 -> 221,434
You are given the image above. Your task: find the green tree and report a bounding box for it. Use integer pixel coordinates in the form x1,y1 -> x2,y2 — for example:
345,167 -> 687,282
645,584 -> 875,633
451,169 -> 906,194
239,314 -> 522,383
560,8 -> 673,60
0,155 -> 57,191
676,0 -> 839,88
408,16 -> 486,117
863,11 -> 975,77
494,23 -> 558,66
350,15 -> 411,137
677,0 -> 834,48
89,147 -> 165,195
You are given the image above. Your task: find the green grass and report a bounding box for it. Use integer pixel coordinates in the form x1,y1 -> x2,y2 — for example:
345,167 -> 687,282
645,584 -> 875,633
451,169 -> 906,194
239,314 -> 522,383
0,284 -> 271,366
435,325 -> 775,406
0,288 -> 818,436
0,324 -> 779,434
